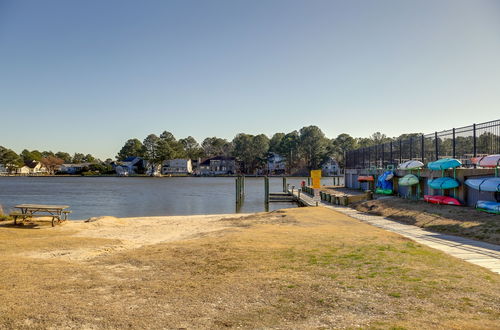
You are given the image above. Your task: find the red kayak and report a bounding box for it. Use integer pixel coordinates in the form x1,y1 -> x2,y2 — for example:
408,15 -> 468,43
357,176 -> 374,182
424,195 -> 462,206
471,154 -> 500,168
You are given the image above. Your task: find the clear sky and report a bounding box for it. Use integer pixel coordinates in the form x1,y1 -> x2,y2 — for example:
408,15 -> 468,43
1,0 -> 499,160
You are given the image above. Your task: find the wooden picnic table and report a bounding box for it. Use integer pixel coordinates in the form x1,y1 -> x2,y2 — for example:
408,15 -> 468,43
11,204 -> 71,227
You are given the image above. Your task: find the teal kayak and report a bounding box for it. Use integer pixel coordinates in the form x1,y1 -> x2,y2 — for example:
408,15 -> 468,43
428,177 -> 460,189
375,188 -> 393,195
399,174 -> 419,186
427,158 -> 461,170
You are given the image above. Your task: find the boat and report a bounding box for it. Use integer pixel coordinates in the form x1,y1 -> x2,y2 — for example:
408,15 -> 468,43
398,174 -> 419,186
428,177 -> 460,189
424,195 -> 462,206
397,160 -> 424,170
357,176 -> 374,182
475,200 -> 500,214
427,158 -> 461,170
465,177 -> 500,192
471,154 -> 500,168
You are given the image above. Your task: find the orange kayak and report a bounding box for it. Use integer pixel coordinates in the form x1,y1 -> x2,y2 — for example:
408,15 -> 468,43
358,176 -> 374,182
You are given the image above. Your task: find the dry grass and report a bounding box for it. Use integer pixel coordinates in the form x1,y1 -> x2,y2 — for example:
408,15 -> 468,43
0,207 -> 499,329
353,198 -> 500,245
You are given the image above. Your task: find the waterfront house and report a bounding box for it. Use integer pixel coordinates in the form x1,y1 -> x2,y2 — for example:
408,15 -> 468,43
199,156 -> 236,175
267,152 -> 286,175
16,161 -> 48,175
162,159 -> 192,175
114,157 -> 145,176
59,163 -> 92,174
0,163 -> 7,175
322,157 -> 340,176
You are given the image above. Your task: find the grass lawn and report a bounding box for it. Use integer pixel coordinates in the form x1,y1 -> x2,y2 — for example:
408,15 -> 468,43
0,207 -> 498,329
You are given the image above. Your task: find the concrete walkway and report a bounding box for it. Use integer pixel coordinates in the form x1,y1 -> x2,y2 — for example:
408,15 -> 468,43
291,190 -> 500,274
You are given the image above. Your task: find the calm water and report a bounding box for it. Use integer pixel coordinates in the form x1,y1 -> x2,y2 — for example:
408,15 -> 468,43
0,176 -> 341,219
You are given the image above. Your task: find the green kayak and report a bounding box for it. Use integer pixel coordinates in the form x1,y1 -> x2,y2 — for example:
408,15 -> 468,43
398,174 -> 419,186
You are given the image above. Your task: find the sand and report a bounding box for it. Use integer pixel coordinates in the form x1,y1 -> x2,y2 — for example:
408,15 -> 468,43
19,213 -> 254,261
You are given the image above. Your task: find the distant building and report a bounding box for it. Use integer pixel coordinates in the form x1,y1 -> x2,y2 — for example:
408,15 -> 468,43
322,157 -> 340,176
0,164 -> 7,175
114,157 -> 145,176
17,161 -> 48,175
59,163 -> 92,175
199,156 -> 236,175
267,152 -> 286,175
162,159 -> 192,175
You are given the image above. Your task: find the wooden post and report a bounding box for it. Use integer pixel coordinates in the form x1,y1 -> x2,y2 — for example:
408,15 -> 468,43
307,177 -> 311,186
241,175 -> 245,197
235,177 -> 240,204
282,177 -> 286,192
264,176 -> 269,204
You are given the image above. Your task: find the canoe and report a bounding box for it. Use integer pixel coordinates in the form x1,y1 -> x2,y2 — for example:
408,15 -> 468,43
357,176 -> 374,182
397,160 -> 424,170
375,188 -> 393,195
398,174 -> 419,186
428,177 -> 460,189
427,158 -> 461,170
465,177 -> 500,192
475,200 -> 500,214
471,154 -> 500,168
424,195 -> 462,206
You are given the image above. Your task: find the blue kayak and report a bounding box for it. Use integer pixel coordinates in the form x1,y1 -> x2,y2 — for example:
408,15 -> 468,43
428,177 -> 460,189
427,158 -> 461,170
476,200 -> 500,214
465,177 -> 500,192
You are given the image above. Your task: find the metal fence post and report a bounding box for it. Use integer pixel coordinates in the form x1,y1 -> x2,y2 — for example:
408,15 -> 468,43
399,139 -> 402,163
473,123 -> 477,157
452,128 -> 456,159
390,141 -> 393,164
434,132 -> 439,160
421,134 -> 424,163
409,137 -> 413,160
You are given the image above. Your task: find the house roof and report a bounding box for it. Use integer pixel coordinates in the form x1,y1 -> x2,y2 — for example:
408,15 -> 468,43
24,161 -> 40,169
200,156 -> 235,166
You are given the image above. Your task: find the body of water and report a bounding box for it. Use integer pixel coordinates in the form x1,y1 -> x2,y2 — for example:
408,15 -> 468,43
0,176 -> 342,219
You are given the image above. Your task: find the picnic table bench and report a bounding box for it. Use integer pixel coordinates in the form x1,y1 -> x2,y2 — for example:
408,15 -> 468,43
10,204 -> 71,227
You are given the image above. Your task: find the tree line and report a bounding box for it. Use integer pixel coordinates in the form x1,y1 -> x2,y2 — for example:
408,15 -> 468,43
116,127 -> 419,174
0,147 -> 108,174
0,128 -> 421,175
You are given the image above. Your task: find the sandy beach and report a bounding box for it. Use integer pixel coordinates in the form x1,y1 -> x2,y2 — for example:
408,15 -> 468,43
0,207 -> 499,329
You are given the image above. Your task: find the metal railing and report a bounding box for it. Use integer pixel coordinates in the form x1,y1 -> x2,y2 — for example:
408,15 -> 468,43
345,119 -> 500,169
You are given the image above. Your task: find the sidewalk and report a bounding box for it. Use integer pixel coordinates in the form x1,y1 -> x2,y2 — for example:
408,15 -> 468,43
292,190 -> 500,274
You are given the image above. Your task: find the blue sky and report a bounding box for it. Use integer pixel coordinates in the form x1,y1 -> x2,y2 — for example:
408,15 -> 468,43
1,0 -> 499,160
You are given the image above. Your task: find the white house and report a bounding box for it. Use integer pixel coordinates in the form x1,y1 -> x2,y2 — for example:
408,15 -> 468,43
322,157 -> 340,176
16,161 -> 48,175
162,159 -> 192,175
268,152 -> 286,175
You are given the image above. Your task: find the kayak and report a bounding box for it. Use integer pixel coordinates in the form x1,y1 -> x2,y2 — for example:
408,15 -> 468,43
465,177 -> 500,192
424,195 -> 462,206
428,177 -> 460,189
398,174 -> 419,186
475,200 -> 500,214
375,188 -> 393,195
358,176 -> 374,182
427,158 -> 461,170
398,160 -> 424,170
471,154 -> 500,168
